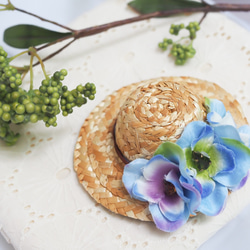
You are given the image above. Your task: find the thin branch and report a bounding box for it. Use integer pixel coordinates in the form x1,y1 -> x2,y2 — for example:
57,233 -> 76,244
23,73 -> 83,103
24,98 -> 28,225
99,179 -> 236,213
36,33 -> 74,52
69,4 -> 250,41
199,12 -> 208,25
8,2 -> 250,64
14,6 -> 75,32
29,53 -> 34,90
33,38 -> 76,67
39,3 -> 250,60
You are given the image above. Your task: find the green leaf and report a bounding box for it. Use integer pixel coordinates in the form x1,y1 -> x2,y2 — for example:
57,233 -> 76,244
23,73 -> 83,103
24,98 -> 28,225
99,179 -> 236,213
154,141 -> 185,165
4,24 -> 72,49
128,0 -> 207,14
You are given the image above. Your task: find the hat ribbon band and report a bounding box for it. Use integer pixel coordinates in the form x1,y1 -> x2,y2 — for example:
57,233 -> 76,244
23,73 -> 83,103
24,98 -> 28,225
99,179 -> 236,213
113,121 -> 130,165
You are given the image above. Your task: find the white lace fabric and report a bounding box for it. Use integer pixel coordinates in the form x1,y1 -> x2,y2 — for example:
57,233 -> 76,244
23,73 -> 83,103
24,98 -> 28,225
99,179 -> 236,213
1,1 -> 250,249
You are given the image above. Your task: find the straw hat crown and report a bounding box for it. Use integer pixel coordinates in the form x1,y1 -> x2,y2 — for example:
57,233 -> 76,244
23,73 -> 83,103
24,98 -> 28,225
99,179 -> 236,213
115,80 -> 206,161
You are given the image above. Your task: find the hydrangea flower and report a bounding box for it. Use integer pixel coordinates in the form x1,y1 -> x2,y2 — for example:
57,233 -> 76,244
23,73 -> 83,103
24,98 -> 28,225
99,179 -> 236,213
122,97 -> 250,232
205,97 -> 250,189
176,120 -> 250,216
205,97 -> 236,127
122,142 -> 201,232
205,97 -> 250,147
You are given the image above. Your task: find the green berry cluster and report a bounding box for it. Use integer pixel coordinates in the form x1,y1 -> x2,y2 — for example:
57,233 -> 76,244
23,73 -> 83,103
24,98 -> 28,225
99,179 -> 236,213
158,38 -> 173,51
158,21 -> 200,65
186,22 -> 200,40
0,46 -> 96,145
169,23 -> 185,36
60,82 -> 96,117
170,43 -> 196,65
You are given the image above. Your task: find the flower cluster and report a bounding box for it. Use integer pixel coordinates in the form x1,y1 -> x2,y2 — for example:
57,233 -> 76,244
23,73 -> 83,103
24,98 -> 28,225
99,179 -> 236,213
122,98 -> 250,232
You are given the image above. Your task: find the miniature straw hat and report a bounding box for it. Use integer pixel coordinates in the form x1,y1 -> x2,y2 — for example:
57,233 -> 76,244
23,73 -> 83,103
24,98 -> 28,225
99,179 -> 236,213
74,76 -> 247,222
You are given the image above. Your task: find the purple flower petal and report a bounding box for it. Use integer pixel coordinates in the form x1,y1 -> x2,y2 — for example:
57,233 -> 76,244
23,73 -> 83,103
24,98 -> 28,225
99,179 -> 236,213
197,182 -> 228,216
149,203 -> 188,232
132,176 -> 165,203
159,194 -> 186,222
143,155 -> 178,182
164,168 -> 189,203
122,159 -> 148,197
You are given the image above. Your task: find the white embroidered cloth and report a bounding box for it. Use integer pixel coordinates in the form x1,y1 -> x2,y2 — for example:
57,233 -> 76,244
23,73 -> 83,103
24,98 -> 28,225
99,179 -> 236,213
1,1 -> 250,249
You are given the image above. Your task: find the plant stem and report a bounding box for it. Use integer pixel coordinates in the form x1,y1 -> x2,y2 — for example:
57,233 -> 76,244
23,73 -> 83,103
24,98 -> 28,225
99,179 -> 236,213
10,2 -> 250,63
28,47 -> 48,79
13,6 -> 74,32
29,54 -> 34,90
74,4 -> 250,39
199,12 -> 208,25
9,49 -> 29,62
42,3 -> 250,54
33,38 -> 76,66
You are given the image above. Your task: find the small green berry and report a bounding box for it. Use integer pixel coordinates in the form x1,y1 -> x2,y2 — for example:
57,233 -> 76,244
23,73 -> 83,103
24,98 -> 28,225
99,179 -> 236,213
2,112 -> 11,122
30,114 -> 38,123
60,69 -> 67,76
15,114 -> 24,123
2,104 -> 10,112
16,104 -> 25,114
25,103 -> 35,113
62,111 -> 68,116
67,95 -> 74,103
50,98 -> 58,106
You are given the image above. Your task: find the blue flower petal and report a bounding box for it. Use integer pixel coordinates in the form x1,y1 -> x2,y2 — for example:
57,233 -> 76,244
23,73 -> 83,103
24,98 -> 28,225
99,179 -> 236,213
208,111 -> 236,127
238,125 -> 250,147
181,178 -> 202,214
197,182 -> 228,216
122,159 -> 147,197
213,138 -> 250,188
177,121 -> 213,149
207,111 -> 222,125
230,171 -> 249,191
149,203 -> 189,232
209,143 -> 235,175
219,112 -> 236,127
205,98 -> 226,117
214,125 -> 242,142
191,127 -> 214,154
196,174 -> 215,198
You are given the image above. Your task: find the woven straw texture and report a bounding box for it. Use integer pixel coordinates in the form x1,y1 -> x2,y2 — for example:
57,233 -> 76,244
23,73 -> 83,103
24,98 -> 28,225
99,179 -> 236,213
115,79 -> 206,161
74,76 -> 247,222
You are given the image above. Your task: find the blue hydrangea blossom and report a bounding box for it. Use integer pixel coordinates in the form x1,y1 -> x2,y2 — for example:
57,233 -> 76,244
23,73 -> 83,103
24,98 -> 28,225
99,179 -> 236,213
122,143 -> 201,232
122,97 -> 250,232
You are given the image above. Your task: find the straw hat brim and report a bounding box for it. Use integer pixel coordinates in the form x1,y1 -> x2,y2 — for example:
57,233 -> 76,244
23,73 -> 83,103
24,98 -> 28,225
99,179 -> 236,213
73,76 -> 247,222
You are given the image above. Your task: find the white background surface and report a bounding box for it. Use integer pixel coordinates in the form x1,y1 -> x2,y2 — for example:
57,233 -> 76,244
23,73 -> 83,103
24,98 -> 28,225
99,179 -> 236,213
0,0 -> 250,249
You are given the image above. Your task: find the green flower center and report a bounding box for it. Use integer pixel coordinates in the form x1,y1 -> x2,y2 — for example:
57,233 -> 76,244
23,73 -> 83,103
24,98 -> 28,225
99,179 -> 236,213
192,151 -> 211,171
164,180 -> 176,196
